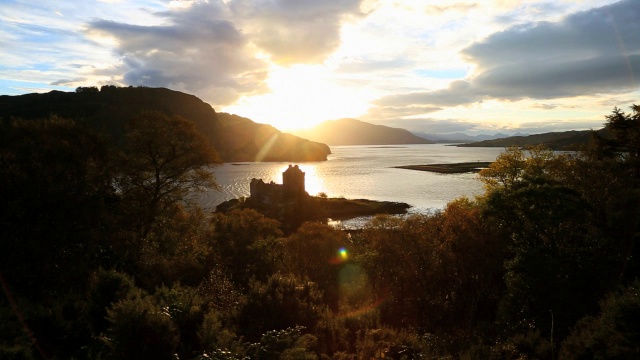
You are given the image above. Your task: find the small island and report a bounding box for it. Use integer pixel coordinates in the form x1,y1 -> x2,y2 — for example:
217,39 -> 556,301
216,165 -> 410,231
395,162 -> 493,174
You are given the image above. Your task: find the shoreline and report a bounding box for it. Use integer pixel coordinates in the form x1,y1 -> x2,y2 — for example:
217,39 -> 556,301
395,161 -> 492,174
215,195 -> 411,230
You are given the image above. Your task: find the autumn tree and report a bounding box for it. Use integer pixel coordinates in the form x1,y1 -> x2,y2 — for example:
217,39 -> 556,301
0,117 -> 116,357
561,280 -> 640,359
479,145 -> 555,192
588,105 -> 640,279
237,273 -> 325,341
282,222 -> 351,310
592,105 -> 640,169
356,215 -> 434,329
116,111 -> 220,239
477,137 -> 629,342
0,117 -> 114,297
209,209 -> 284,287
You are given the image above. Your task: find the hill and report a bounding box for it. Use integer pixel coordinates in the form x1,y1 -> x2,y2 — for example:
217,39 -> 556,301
413,131 -> 516,143
0,86 -> 331,162
457,129 -> 601,150
293,118 -> 433,145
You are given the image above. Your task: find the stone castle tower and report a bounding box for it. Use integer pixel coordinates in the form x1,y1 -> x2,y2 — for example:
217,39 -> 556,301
282,164 -> 305,198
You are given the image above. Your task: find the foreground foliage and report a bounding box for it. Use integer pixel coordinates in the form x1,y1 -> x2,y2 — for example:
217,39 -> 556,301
1,106 -> 640,359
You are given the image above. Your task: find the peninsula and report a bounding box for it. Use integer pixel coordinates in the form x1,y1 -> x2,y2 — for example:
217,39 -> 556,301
395,162 -> 493,174
215,165 -> 410,231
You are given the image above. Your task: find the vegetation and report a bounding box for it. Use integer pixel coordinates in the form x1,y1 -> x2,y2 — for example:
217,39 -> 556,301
216,196 -> 410,232
1,105 -> 640,359
0,86 -> 331,162
457,129 -> 599,150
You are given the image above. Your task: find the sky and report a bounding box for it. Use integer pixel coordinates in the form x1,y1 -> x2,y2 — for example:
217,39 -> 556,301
1,0 -> 639,135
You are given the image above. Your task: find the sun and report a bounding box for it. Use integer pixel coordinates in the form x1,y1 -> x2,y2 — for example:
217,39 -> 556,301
222,64 -> 372,131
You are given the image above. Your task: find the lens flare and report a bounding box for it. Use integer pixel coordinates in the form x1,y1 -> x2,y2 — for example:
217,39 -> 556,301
337,264 -> 386,319
329,247 -> 349,264
337,297 -> 387,319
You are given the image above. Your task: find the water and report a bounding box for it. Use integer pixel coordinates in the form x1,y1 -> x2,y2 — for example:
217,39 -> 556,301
199,144 -> 504,214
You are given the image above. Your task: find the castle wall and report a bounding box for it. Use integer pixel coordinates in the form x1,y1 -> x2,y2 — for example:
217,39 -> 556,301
250,165 -> 307,204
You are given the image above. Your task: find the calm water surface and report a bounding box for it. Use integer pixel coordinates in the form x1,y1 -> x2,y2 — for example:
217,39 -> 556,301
199,144 -> 504,214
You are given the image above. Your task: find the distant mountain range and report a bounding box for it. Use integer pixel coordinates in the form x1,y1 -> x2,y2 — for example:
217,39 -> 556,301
292,118 -> 433,145
294,117 -> 598,150
457,129 -> 601,150
0,86 -> 330,162
412,132 -> 530,143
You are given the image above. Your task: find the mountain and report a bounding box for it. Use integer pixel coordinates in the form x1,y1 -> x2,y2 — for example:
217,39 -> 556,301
413,132 -> 515,143
0,86 -> 330,162
456,129 -> 601,150
214,112 -> 331,161
292,118 -> 433,145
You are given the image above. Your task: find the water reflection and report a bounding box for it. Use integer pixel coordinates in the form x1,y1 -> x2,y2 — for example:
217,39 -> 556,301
295,164 -> 325,196
201,144 -> 505,212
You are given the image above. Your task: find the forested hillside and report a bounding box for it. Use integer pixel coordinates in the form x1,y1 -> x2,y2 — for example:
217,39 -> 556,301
1,106 -> 639,359
0,86 -> 331,162
457,128 -> 599,150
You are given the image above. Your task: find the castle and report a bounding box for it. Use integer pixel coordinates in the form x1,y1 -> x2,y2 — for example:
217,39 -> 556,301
249,164 -> 307,203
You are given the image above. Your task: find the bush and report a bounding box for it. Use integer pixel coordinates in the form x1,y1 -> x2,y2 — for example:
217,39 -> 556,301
105,292 -> 179,359
561,280 -> 640,359
238,273 -> 325,341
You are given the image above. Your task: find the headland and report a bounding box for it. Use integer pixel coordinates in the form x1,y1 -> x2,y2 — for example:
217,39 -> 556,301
395,162 -> 492,174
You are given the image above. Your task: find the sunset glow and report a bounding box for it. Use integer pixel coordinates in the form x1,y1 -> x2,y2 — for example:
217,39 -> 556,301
224,65 -> 373,131
2,0 -> 639,135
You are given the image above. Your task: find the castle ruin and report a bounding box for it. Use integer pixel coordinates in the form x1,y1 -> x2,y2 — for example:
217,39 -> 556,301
250,164 -> 307,203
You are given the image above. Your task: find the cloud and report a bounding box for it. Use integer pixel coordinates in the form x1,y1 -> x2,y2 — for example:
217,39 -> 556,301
84,0 -> 368,105
464,0 -> 640,98
369,0 -> 640,117
424,3 -> 478,15
378,117 -> 486,134
229,0 -> 367,65
87,2 -> 269,105
50,78 -> 85,86
374,80 -> 483,109
362,105 -> 442,119
335,58 -> 413,73
381,116 -> 606,136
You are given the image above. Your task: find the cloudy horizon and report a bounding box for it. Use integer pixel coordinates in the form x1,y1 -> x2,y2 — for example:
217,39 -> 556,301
1,0 -> 639,135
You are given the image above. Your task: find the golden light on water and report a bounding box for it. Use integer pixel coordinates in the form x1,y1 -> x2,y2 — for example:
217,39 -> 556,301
276,164 -> 326,196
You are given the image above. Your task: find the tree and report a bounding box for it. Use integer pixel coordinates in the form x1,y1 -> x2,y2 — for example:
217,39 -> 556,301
484,177 -> 619,344
592,105 -> 640,170
237,273 -> 325,341
209,209 -> 284,287
561,280 -> 640,359
0,116 -> 115,297
0,116 -> 116,357
588,105 -> 640,279
282,223 -> 350,310
478,146 -> 526,191
479,145 -> 555,192
357,215 -> 433,329
116,111 -> 220,238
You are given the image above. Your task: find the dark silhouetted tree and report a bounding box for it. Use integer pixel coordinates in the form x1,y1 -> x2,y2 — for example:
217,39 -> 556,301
116,110 -> 220,240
